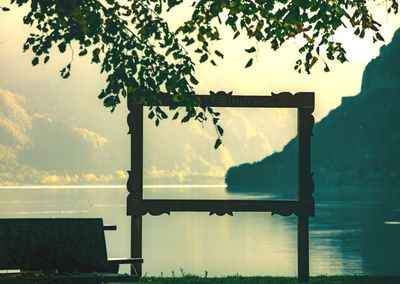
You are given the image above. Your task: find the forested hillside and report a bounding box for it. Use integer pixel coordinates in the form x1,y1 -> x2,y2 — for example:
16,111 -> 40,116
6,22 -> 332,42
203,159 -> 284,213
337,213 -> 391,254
226,29 -> 400,191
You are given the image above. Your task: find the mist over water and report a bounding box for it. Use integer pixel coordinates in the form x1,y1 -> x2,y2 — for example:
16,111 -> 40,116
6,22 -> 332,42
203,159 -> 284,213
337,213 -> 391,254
0,185 -> 399,276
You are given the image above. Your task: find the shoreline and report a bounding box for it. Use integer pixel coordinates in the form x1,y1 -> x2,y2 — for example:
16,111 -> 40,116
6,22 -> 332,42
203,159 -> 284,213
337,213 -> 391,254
137,275 -> 400,283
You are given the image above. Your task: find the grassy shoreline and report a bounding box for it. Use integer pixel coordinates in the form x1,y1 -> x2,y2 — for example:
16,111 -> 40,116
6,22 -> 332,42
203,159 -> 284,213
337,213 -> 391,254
134,275 -> 400,283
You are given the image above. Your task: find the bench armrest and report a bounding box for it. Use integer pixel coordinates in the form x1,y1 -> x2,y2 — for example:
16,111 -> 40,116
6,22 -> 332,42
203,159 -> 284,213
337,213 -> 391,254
108,258 -> 143,265
103,225 -> 117,231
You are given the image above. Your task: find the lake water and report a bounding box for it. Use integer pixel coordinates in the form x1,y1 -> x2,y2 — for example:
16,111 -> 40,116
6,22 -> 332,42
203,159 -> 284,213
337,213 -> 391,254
0,185 -> 399,277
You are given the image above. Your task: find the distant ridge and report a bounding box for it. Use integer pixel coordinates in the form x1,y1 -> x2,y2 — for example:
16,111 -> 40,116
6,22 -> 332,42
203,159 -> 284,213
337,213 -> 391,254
225,29 -> 400,192
0,184 -> 225,189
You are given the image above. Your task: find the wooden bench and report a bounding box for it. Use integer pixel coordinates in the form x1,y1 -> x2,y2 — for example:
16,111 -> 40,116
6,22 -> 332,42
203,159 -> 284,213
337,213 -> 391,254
0,218 -> 142,283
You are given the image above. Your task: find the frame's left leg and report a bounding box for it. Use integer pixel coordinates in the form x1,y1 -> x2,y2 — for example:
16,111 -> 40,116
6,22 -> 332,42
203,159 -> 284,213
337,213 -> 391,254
127,99 -> 144,278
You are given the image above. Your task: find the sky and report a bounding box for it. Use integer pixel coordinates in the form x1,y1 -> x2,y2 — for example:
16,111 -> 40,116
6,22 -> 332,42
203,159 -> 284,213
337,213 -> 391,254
1,2 -> 400,185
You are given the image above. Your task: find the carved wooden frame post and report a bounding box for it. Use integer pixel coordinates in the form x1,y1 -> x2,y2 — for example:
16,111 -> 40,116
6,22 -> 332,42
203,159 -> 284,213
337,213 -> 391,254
127,91 -> 315,283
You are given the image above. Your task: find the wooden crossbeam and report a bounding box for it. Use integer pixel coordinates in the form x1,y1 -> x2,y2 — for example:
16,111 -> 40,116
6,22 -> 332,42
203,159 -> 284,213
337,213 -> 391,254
127,199 -> 314,217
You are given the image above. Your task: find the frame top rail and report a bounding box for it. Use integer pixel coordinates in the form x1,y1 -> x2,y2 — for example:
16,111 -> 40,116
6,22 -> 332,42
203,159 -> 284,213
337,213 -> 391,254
128,91 -> 314,109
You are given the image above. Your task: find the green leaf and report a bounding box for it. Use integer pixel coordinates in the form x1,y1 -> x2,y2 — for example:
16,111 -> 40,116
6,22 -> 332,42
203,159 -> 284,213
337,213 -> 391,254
214,138 -> 222,149
98,90 -> 107,99
2,7 -> 10,12
172,112 -> 179,120
31,57 -> 39,66
155,4 -> 162,14
245,58 -> 253,68
44,56 -> 50,64
158,108 -> 168,119
199,53 -> 208,63
181,114 -> 191,123
60,64 -> 71,79
58,42 -> 66,53
148,111 -> 155,119
79,49 -> 88,56
376,32 -> 385,42
92,48 -> 100,63
310,56 -> 318,68
186,38 -> 195,46
245,47 -> 256,53
190,76 -> 199,85
217,125 -> 224,136
215,50 -> 224,59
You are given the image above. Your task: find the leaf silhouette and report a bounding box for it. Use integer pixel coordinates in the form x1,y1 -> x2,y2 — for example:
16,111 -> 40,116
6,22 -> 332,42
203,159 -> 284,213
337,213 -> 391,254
245,58 -> 253,68
214,138 -> 222,149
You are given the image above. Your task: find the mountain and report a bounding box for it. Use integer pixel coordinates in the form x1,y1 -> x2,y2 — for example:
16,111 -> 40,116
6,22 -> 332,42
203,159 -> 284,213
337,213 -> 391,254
0,89 -> 44,185
0,88 -> 128,185
225,29 -> 400,191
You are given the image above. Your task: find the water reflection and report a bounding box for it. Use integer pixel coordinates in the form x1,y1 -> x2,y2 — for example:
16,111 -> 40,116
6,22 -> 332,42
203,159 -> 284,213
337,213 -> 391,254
0,186 -> 399,276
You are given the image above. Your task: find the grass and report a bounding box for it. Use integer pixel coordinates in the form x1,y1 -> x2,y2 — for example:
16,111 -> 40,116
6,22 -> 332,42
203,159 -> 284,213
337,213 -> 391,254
132,275 -> 400,284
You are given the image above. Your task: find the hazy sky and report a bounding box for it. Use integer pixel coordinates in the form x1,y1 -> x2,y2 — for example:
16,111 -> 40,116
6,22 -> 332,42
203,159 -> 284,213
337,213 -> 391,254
1,3 -> 400,184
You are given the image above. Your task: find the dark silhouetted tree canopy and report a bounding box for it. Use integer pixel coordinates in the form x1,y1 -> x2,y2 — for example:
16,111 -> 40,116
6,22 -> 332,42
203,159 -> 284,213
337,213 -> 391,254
1,0 -> 398,147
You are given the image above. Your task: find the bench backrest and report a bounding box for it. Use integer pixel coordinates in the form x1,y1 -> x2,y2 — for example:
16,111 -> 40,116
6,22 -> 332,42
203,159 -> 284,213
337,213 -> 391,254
0,218 -> 109,272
